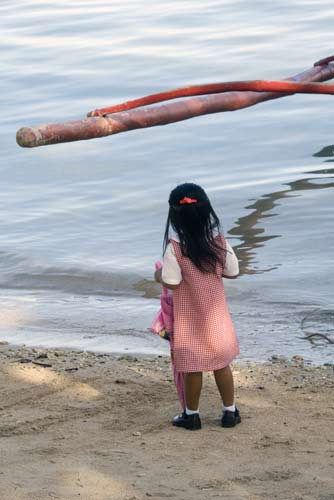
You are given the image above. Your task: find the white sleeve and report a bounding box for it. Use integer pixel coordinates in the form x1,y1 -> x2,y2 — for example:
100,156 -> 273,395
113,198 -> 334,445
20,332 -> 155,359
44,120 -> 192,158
161,243 -> 182,285
223,240 -> 239,277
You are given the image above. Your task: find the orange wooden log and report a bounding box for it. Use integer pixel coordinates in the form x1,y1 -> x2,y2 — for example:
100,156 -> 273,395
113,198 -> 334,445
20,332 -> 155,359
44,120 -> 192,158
87,79 -> 334,117
16,59 -> 334,148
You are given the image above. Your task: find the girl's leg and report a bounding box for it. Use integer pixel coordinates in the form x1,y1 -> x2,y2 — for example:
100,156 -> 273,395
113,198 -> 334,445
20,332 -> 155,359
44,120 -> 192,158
214,365 -> 241,427
213,365 -> 234,407
184,372 -> 202,410
173,372 -> 202,430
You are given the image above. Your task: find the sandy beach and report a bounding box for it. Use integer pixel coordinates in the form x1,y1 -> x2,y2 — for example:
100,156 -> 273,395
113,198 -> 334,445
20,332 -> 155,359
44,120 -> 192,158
0,341 -> 333,500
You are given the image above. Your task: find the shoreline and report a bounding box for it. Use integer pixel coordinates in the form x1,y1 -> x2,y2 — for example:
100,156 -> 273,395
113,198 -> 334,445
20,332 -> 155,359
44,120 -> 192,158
0,341 -> 333,499
0,336 -> 331,368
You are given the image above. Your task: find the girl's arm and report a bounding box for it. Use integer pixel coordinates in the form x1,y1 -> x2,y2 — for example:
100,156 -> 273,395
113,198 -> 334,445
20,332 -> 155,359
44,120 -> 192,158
155,242 -> 182,290
222,240 -> 239,279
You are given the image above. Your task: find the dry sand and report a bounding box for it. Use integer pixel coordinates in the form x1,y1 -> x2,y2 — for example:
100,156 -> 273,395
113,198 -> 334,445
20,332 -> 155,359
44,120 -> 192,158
0,341 -> 333,500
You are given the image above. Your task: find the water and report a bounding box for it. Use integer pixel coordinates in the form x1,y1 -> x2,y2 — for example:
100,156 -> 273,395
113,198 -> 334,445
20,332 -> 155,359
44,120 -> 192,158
1,0 -> 334,364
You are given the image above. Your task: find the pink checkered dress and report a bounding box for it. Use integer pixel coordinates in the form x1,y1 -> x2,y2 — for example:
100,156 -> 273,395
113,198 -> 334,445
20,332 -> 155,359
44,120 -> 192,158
171,235 -> 239,373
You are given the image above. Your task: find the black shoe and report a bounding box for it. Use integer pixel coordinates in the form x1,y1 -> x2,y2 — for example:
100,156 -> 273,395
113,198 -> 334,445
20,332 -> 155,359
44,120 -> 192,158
172,411 -> 202,430
221,407 -> 241,428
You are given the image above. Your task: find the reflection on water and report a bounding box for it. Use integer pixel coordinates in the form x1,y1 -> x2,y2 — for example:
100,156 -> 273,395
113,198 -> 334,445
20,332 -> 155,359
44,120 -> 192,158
307,168 -> 334,175
313,145 -> 334,157
313,144 -> 334,163
229,168 -> 334,275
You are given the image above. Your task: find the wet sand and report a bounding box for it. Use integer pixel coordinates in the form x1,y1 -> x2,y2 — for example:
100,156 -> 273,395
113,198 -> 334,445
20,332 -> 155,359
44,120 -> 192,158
0,341 -> 333,500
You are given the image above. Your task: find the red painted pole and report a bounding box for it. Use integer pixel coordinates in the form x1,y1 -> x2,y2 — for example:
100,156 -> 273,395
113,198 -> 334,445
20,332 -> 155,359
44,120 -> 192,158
87,79 -> 334,117
16,58 -> 334,148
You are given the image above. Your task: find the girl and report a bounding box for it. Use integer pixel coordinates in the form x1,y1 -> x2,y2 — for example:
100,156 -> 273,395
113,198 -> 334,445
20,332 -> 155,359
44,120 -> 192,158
155,183 -> 240,431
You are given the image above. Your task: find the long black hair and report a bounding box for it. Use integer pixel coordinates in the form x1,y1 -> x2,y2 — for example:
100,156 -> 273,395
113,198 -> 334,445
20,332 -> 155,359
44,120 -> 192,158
163,183 -> 226,273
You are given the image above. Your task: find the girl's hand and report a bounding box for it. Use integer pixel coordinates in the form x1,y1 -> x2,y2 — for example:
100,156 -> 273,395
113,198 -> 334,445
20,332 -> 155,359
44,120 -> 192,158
154,267 -> 162,283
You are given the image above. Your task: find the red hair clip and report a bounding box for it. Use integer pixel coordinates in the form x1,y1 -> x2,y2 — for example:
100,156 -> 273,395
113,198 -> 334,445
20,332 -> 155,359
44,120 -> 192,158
179,196 -> 198,205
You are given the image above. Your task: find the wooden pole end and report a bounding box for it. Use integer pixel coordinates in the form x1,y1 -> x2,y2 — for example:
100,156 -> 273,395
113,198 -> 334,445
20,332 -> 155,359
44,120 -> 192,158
16,127 -> 39,148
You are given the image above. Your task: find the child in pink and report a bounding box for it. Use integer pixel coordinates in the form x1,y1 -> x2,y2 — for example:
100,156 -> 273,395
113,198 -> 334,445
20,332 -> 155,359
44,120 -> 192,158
155,183 -> 240,430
